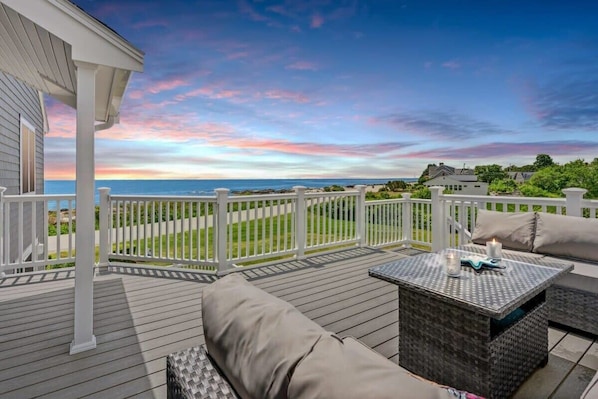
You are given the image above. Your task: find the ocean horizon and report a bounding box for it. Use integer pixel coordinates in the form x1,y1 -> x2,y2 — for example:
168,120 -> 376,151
45,178 -> 417,205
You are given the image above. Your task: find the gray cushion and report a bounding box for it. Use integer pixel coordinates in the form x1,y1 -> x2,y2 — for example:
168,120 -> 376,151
288,335 -> 455,399
202,273 -> 326,399
533,213 -> 598,262
471,210 -> 536,251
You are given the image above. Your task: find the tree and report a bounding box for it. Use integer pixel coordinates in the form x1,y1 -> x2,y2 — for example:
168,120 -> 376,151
418,163 -> 436,184
533,154 -> 555,170
474,164 -> 507,183
386,180 -> 407,191
489,178 -> 517,194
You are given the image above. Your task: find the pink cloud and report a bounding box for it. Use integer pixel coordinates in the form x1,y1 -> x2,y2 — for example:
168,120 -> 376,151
262,90 -> 309,103
128,90 -> 144,100
286,61 -> 319,71
174,86 -> 243,102
147,78 -> 190,94
311,13 -> 324,28
442,60 -> 461,70
208,138 -> 407,157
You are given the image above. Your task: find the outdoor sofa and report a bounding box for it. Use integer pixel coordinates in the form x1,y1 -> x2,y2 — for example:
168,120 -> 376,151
166,273 -> 483,399
460,210 -> 598,337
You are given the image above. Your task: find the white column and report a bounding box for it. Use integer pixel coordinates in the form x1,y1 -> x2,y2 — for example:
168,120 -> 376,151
70,62 -> 98,355
562,188 -> 587,217
355,185 -> 366,247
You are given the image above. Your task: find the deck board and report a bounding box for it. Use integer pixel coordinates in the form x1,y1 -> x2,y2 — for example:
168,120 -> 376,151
0,246 -> 595,398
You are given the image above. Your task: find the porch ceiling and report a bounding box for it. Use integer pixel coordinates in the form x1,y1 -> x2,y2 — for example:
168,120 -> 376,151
0,0 -> 144,123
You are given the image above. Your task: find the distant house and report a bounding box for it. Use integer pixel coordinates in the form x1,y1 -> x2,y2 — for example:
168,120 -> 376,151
427,162 -> 474,179
507,172 -> 535,184
423,175 -> 489,195
0,70 -> 48,268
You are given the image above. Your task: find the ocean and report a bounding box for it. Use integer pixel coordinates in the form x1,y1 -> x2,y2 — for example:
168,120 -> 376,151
45,178 -> 417,205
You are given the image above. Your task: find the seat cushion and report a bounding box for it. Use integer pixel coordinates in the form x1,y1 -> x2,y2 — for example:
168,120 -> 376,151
288,335 -> 474,399
471,210 -> 536,251
202,273 -> 326,399
543,257 -> 598,279
533,212 -> 598,262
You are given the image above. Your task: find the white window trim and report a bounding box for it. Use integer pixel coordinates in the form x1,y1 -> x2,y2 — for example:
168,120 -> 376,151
20,115 -> 36,195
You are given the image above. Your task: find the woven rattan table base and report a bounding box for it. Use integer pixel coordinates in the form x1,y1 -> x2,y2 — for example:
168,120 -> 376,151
398,288 -> 548,399
166,345 -> 238,399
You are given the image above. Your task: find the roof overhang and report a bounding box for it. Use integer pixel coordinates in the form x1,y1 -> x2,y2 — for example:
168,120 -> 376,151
0,0 -> 144,123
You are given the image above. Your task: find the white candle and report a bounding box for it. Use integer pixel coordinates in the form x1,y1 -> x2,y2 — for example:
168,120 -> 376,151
486,239 -> 502,259
445,253 -> 461,277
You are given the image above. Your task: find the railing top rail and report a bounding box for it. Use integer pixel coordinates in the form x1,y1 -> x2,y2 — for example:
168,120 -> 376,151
109,194 -> 218,202
410,198 -> 432,203
442,193 -> 566,205
581,198 -> 598,206
2,193 -> 76,201
227,193 -> 297,202
364,198 -> 407,206
304,190 -> 361,199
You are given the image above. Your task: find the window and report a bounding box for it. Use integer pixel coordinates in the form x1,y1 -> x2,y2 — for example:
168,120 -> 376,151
20,116 -> 36,194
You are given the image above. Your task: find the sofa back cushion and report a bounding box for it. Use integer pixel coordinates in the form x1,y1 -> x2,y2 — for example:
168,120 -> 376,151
202,274 -> 326,399
533,212 -> 598,261
471,210 -> 536,251
288,335 -> 457,399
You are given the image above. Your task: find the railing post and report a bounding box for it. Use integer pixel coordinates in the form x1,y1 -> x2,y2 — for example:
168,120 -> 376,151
401,193 -> 412,247
294,186 -> 307,258
0,187 -> 5,277
97,187 -> 110,275
355,185 -> 366,247
430,186 -> 445,251
563,188 -> 587,217
215,188 -> 230,274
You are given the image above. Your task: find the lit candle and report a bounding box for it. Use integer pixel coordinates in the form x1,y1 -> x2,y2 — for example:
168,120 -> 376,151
486,238 -> 503,260
445,252 -> 461,277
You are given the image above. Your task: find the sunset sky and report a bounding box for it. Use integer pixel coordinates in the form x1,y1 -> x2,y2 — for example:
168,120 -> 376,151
45,0 -> 598,180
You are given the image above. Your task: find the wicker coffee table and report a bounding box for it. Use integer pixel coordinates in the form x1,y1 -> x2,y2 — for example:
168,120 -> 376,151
369,249 -> 572,399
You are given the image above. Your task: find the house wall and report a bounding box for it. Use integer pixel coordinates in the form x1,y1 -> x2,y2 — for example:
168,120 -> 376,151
424,176 -> 489,195
0,71 -> 45,264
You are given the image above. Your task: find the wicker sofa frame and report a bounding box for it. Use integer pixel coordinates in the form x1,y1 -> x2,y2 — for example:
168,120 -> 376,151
547,284 -> 598,335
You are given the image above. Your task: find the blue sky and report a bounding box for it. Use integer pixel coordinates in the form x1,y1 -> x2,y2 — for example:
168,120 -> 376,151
45,0 -> 598,179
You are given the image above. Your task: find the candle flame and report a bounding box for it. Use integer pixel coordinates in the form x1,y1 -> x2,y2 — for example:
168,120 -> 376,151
492,238 -> 496,244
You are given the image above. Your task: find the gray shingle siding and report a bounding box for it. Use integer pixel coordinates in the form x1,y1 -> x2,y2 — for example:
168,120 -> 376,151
0,71 -> 45,264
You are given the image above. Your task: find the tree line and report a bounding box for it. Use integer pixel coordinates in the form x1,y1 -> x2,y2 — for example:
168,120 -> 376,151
473,154 -> 598,198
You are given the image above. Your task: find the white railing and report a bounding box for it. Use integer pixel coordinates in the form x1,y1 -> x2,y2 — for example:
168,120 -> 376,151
105,192 -> 218,268
0,187 -> 76,275
103,186 -> 369,272
2,184 -> 597,277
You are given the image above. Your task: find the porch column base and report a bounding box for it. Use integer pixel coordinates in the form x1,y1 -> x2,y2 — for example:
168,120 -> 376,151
69,335 -> 97,355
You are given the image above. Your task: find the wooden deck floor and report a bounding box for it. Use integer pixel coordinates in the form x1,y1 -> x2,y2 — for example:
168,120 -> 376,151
0,247 -> 596,398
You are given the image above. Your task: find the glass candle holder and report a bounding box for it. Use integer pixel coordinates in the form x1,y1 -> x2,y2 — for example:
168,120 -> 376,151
486,240 -> 503,260
445,253 -> 461,277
